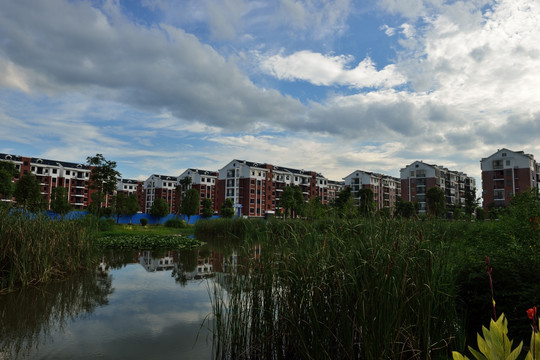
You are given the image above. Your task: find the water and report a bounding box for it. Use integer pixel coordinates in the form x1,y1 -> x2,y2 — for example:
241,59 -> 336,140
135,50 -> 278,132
0,248 -> 222,360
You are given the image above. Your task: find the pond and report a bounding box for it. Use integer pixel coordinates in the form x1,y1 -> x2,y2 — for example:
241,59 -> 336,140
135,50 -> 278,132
0,241 -> 246,360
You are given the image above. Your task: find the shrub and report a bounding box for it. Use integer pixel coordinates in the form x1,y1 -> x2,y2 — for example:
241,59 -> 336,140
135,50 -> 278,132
164,218 -> 186,228
140,218 -> 148,226
98,218 -> 115,231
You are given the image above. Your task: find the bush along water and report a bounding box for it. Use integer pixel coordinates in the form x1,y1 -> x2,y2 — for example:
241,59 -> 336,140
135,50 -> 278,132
209,218 -> 464,359
0,208 -> 99,292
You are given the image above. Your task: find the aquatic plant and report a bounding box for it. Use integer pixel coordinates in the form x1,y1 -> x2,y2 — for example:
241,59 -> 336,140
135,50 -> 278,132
209,218 -> 463,359
95,234 -> 201,250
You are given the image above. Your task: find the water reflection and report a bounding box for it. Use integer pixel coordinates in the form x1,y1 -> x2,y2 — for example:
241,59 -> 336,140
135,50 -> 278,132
0,270 -> 113,359
0,239 -> 261,360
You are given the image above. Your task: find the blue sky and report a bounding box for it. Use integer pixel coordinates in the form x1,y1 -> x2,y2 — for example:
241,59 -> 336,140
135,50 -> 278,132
1,0 -> 539,186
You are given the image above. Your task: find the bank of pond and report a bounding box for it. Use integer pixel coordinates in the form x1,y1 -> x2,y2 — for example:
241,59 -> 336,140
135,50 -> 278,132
2,204 -> 540,359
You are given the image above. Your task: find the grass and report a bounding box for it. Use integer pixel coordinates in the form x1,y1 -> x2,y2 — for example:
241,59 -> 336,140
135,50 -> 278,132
208,218 -> 465,359
0,208 -> 99,292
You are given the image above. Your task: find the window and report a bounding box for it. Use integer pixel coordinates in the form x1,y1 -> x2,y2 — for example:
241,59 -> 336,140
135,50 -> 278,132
506,160 -> 511,166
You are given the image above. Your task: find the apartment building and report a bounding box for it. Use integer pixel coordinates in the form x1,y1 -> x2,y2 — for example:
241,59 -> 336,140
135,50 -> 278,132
343,170 -> 401,211
143,174 -> 178,214
216,159 -> 330,218
116,178 -> 145,212
0,153 -> 96,209
480,148 -> 540,209
178,168 -> 218,214
400,161 -> 475,214
327,180 -> 344,204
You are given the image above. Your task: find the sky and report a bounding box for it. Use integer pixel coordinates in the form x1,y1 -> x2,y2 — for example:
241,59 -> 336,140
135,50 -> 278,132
1,0 -> 539,187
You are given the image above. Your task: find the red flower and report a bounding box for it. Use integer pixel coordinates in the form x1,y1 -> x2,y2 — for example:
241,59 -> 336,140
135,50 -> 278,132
527,306 -> 537,320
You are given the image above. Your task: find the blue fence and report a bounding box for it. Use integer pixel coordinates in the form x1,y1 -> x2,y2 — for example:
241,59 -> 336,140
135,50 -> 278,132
43,210 -> 219,225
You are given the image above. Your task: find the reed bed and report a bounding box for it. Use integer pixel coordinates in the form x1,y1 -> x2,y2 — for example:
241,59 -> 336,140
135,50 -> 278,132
195,217 -> 266,240
209,218 -> 463,359
0,208 -> 99,291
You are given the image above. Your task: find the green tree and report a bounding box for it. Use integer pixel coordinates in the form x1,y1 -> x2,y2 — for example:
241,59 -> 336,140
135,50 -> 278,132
0,161 -> 17,200
181,188 -> 200,225
332,187 -> 357,218
306,196 -> 326,220
87,192 -> 105,216
464,188 -> 478,219
13,173 -> 44,212
124,194 -> 140,224
150,197 -> 169,223
50,186 -> 72,219
201,197 -> 214,218
86,154 -> 121,217
358,188 -> 376,217
426,186 -> 446,218
394,197 -> 416,219
110,192 -> 127,223
280,185 -> 305,218
220,198 -> 235,218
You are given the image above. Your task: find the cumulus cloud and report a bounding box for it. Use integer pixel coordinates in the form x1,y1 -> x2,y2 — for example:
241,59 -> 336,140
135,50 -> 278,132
0,0 -> 304,132
259,51 -> 406,89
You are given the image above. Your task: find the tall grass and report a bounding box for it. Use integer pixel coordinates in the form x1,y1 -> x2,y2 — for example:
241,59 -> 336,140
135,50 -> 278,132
209,218 -> 464,359
0,208 -> 99,291
195,217 -> 266,240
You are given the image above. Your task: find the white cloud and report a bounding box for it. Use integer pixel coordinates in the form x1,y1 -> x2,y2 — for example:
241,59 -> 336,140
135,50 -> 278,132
277,0 -> 352,39
259,50 -> 406,89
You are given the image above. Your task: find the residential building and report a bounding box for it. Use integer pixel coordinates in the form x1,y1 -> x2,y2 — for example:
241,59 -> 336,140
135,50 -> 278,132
400,161 -> 475,214
216,159 -> 330,218
143,174 -> 178,214
116,178 -> 145,212
343,170 -> 401,211
0,153 -> 96,209
178,168 -> 219,214
480,148 -> 540,209
326,180 -> 344,204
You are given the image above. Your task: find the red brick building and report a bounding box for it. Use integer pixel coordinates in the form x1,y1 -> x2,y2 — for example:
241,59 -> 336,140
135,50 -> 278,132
178,169 -> 218,215
481,148 -> 540,209
400,161 -> 475,215
343,170 -> 401,211
117,178 -> 145,212
216,159 -> 331,218
0,153 -> 98,209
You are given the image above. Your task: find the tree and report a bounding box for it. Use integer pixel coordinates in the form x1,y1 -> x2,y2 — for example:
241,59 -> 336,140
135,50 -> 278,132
181,188 -> 200,225
150,197 -> 169,223
280,185 -> 305,218
464,188 -> 479,219
332,187 -> 357,218
201,198 -> 214,218
358,188 -> 376,217
110,192 -> 127,223
50,186 -> 72,219
124,194 -> 140,224
306,196 -> 326,220
426,186 -> 446,218
13,173 -> 44,212
220,198 -> 235,218
394,197 -> 416,219
0,161 -> 17,200
86,154 -> 121,217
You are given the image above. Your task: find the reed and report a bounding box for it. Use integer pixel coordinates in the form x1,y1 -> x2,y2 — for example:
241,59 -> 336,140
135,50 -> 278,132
194,218 -> 266,240
209,218 -> 464,359
0,208 -> 99,291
